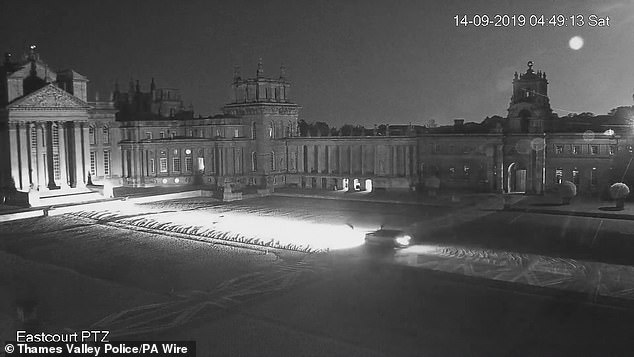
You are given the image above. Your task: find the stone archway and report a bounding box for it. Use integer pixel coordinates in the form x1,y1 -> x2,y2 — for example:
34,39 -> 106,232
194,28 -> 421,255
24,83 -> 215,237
507,162 -> 527,193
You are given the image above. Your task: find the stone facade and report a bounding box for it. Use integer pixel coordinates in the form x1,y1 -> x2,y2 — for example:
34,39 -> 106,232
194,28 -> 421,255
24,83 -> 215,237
1,52 -> 631,200
0,47 -> 119,203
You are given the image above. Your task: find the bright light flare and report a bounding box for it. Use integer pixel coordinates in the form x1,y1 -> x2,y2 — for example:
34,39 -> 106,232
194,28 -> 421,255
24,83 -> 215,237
569,36 -> 584,50
83,202 -> 367,251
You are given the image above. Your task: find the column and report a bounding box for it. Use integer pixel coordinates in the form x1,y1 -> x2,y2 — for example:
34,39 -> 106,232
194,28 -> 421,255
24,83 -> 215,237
9,123 -> 20,190
405,146 -> 411,178
359,145 -> 367,175
73,123 -> 85,187
45,122 -> 57,189
18,123 -> 30,190
121,149 -> 127,178
82,124 -> 91,185
36,123 -> 46,190
348,145 -> 353,174
392,146 -> 397,176
56,122 -> 70,189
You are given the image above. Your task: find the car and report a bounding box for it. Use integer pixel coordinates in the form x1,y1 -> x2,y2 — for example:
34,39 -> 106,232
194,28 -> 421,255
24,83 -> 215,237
364,228 -> 412,248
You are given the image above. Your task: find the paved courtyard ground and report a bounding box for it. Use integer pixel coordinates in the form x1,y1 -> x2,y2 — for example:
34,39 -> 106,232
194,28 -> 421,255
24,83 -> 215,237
2,194 -> 634,356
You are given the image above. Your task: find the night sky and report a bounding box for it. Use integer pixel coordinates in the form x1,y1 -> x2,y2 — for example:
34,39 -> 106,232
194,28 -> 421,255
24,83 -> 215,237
1,0 -> 633,127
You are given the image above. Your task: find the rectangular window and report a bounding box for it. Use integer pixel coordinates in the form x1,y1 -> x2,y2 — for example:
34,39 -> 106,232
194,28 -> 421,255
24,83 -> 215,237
449,167 -> 455,178
463,164 -> 470,176
555,168 -> 563,184
159,158 -> 168,173
609,145 -> 617,155
103,127 -> 110,144
30,126 -> 37,154
572,169 -> 580,186
52,126 -> 60,180
197,157 -> 205,172
160,131 -> 165,139
591,167 -> 598,186
90,151 -> 97,176
103,150 -> 110,176
555,145 -> 564,154
271,152 -> 276,171
572,145 -> 581,154
146,132 -> 153,140
234,128 -> 239,138
173,157 -> 181,172
89,127 -> 96,145
591,145 -> 599,155
150,158 -> 155,174
189,129 -> 193,137
52,154 -> 60,180
185,156 -> 193,172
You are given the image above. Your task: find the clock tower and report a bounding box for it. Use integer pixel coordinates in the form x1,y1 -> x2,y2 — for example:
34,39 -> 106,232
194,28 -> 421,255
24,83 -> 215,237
507,61 -> 552,133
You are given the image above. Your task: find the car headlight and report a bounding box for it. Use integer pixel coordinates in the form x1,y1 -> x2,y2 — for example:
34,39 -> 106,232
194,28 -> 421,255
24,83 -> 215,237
395,235 -> 411,246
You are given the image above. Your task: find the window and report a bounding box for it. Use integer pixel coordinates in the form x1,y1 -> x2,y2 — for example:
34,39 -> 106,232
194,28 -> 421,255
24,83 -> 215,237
52,126 -> 60,180
150,158 -> 155,174
30,126 -> 37,154
555,168 -> 563,184
189,129 -> 193,137
103,150 -> 110,176
103,127 -> 110,144
170,132 -> 175,139
90,151 -> 97,176
609,145 -> 617,155
555,145 -> 564,154
185,156 -> 193,172
591,145 -> 599,155
463,164 -> 470,176
160,131 -> 165,139
89,127 -> 96,145
216,128 -> 222,138
234,128 -> 239,138
159,158 -> 168,173
251,152 -> 258,171
591,167 -> 598,186
572,145 -> 581,154
449,167 -> 455,178
146,132 -> 152,140
252,122 -> 256,139
271,151 -> 276,171
197,157 -> 205,173
572,169 -> 580,186
434,143 -> 441,154
173,157 -> 181,172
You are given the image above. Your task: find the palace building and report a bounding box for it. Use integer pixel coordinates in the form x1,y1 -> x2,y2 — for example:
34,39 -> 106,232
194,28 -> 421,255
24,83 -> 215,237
0,48 -> 631,205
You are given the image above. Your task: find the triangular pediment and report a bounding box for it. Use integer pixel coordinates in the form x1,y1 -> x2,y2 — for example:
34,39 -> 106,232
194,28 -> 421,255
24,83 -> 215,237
8,84 -> 91,110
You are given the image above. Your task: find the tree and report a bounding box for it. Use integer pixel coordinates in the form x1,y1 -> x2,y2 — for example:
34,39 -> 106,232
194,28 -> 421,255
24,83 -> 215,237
340,124 -> 354,136
298,119 -> 309,137
377,124 -> 387,136
314,121 -> 330,137
329,127 -> 340,136
352,125 -> 365,136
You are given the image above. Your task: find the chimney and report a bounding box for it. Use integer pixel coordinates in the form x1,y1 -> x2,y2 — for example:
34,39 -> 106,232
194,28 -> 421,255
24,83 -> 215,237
454,119 -> 464,127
